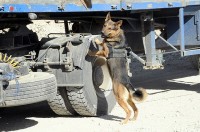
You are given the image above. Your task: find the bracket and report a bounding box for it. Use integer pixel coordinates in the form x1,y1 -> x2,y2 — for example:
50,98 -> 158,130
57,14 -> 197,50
195,10 -> 200,41
141,12 -> 163,69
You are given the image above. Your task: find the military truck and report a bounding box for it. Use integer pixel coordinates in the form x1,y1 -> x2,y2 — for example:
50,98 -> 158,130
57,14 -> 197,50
0,0 -> 200,116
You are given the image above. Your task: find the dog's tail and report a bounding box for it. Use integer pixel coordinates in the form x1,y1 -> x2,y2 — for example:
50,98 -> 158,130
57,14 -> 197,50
131,87 -> 148,102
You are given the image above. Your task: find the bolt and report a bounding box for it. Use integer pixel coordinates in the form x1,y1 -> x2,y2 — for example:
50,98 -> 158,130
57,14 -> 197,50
58,6 -> 64,11
168,3 -> 173,7
111,5 -> 117,10
127,5 -> 132,9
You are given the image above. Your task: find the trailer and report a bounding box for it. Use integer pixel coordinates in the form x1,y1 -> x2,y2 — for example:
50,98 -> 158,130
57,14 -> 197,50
0,0 -> 199,116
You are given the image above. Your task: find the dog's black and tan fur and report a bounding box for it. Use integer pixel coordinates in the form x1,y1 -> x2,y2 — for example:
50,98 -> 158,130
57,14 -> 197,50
89,12 -> 148,124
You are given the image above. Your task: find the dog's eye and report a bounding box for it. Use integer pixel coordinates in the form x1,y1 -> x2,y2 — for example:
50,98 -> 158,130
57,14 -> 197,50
103,25 -> 106,27
108,27 -> 112,30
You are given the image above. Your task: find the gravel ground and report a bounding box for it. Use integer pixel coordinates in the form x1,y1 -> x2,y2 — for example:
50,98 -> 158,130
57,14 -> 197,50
0,53 -> 199,132
0,21 -> 200,132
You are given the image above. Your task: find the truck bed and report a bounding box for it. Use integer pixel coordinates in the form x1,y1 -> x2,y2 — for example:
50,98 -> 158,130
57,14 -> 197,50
0,0 -> 200,13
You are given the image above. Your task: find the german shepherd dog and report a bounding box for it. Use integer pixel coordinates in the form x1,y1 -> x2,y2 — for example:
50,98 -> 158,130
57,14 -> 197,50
88,12 -> 148,124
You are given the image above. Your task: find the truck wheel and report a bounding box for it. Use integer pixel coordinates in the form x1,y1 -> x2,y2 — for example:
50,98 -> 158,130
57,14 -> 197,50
47,88 -> 78,116
1,72 -> 57,107
66,56 -> 116,116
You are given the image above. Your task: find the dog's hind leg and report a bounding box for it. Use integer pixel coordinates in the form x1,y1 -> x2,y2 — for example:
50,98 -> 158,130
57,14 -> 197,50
113,81 -> 131,124
128,98 -> 138,121
117,98 -> 132,124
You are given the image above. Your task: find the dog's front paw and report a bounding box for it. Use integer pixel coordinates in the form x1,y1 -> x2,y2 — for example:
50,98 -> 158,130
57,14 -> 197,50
94,38 -> 102,45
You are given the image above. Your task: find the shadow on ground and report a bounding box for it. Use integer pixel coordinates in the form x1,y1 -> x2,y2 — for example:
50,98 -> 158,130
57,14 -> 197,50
100,114 -> 124,122
131,54 -> 200,93
0,116 -> 38,131
0,101 -> 57,131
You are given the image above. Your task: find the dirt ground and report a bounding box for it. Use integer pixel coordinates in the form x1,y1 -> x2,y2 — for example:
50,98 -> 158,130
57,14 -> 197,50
0,21 -> 200,132
0,52 -> 200,132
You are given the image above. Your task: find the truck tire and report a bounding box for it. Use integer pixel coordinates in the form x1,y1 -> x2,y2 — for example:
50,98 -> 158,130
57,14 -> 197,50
66,56 -> 116,116
1,72 -> 57,107
47,88 -> 78,116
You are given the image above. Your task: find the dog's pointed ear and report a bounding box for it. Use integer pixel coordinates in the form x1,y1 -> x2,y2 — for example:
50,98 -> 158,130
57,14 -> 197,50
105,12 -> 111,22
116,20 -> 123,27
